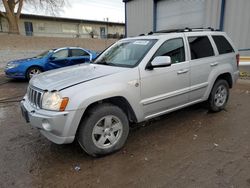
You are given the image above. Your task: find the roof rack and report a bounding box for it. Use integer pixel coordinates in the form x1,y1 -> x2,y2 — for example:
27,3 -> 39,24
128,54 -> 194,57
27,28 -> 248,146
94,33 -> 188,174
147,27 -> 219,35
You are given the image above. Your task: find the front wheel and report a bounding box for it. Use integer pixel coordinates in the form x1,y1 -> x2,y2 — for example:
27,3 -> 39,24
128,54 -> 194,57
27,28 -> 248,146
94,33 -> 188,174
26,66 -> 43,80
208,79 -> 229,112
77,103 -> 129,157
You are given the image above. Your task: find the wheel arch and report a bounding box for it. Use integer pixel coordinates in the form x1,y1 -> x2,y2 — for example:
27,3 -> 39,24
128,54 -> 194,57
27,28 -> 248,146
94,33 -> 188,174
214,72 -> 233,88
25,65 -> 44,79
81,96 -> 138,124
204,71 -> 233,101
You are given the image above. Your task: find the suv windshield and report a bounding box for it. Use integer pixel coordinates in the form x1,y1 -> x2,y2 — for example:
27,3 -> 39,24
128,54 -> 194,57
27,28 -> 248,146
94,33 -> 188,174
94,39 -> 157,68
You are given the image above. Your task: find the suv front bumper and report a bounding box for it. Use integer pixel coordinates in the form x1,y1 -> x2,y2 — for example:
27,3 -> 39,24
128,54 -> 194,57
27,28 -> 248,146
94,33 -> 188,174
20,96 -> 79,144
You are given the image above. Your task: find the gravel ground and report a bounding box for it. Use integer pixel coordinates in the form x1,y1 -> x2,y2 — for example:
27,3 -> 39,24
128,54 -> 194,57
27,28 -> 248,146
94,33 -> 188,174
0,71 -> 250,187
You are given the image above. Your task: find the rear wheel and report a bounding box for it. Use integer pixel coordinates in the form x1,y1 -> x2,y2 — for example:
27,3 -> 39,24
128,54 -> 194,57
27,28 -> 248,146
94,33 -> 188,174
77,103 -> 129,157
208,79 -> 229,112
26,66 -> 42,80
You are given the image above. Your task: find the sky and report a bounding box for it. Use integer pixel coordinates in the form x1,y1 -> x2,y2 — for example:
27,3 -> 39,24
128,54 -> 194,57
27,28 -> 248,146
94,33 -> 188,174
21,0 -> 125,23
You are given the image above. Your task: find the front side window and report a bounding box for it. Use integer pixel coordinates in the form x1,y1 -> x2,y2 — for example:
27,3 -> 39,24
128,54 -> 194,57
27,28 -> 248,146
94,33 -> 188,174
188,36 -> 214,60
94,39 -> 157,68
212,35 -> 234,54
34,50 -> 52,59
153,38 -> 185,64
52,49 -> 69,60
71,49 -> 89,57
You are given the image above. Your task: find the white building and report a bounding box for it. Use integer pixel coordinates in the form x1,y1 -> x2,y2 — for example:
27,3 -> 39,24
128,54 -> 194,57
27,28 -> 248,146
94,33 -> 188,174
123,0 -> 250,55
0,14 -> 125,39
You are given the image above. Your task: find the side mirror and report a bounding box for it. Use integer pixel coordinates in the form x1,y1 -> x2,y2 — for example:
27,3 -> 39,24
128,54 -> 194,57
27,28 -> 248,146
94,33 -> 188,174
147,56 -> 171,70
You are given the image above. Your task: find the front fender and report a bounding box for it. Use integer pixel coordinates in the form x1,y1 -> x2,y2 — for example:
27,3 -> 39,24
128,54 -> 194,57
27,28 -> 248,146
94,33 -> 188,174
60,81 -> 143,138
70,82 -> 143,118
60,67 -> 144,125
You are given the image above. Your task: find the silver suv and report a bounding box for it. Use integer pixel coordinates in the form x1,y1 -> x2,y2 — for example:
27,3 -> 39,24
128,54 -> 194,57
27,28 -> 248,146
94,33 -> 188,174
21,28 -> 239,156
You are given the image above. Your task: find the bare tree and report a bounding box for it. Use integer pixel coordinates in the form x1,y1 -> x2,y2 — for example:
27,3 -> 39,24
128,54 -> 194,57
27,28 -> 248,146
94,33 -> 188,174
0,0 -> 66,34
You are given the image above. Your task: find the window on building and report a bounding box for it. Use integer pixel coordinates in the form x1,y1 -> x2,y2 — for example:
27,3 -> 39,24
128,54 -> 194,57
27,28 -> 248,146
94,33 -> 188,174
62,24 -> 77,33
37,23 -> 45,31
153,38 -> 185,64
212,35 -> 234,54
71,49 -> 89,57
188,36 -> 214,60
82,26 -> 93,34
52,49 -> 69,60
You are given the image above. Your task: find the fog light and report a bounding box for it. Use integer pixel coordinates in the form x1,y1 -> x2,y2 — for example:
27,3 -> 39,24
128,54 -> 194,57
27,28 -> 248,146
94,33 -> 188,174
42,119 -> 52,131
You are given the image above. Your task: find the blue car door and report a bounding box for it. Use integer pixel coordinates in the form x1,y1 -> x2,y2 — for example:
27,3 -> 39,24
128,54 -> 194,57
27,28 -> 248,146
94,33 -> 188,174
46,49 -> 71,70
69,48 -> 91,65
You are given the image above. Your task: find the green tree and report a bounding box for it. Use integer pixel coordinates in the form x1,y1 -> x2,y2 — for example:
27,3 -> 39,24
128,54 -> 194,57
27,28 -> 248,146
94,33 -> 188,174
0,0 -> 66,34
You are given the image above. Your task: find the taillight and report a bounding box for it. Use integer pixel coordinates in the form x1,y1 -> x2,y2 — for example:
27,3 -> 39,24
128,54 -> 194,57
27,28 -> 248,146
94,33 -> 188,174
236,54 -> 240,67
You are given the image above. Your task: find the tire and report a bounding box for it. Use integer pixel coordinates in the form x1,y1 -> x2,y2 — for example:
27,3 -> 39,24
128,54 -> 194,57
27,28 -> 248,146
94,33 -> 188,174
77,103 -> 129,157
208,79 -> 229,112
26,66 -> 43,80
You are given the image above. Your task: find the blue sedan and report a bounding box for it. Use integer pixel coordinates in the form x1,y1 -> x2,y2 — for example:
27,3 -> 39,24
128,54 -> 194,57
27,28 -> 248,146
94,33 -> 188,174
5,47 -> 98,80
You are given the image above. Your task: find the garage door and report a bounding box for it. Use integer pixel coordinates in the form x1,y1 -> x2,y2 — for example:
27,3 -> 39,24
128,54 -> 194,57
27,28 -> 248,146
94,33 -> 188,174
156,0 -> 206,31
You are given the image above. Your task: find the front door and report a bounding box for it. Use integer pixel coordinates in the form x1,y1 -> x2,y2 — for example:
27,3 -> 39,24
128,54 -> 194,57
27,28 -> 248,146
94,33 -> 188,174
140,37 -> 190,119
46,49 -> 70,70
24,22 -> 33,36
100,27 -> 106,38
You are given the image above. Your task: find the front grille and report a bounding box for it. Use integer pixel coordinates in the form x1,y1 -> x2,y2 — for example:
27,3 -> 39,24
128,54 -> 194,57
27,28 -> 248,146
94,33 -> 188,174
27,86 -> 43,108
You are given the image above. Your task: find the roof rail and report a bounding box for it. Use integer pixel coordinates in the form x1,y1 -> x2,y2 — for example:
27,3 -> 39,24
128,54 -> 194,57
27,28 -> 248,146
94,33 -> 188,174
138,27 -> 220,36
154,27 -> 217,34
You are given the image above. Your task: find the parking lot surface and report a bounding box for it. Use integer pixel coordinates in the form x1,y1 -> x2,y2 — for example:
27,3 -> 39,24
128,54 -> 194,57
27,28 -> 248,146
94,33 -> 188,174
0,74 -> 250,188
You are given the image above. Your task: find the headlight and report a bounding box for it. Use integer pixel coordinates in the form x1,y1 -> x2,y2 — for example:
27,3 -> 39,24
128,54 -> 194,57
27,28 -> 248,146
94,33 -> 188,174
42,91 -> 69,111
6,62 -> 19,69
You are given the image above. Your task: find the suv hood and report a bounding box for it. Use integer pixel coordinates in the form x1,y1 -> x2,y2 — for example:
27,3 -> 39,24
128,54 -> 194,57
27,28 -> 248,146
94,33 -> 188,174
30,63 -> 127,91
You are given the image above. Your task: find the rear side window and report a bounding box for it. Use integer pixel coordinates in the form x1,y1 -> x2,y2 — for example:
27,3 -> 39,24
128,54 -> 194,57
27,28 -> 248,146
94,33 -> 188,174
212,35 -> 234,54
188,36 -> 214,60
52,49 -> 69,60
153,38 -> 185,64
71,49 -> 89,57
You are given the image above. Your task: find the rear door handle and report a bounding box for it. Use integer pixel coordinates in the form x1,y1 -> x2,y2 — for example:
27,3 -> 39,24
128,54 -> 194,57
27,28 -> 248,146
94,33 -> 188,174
177,69 -> 189,75
210,62 -> 218,67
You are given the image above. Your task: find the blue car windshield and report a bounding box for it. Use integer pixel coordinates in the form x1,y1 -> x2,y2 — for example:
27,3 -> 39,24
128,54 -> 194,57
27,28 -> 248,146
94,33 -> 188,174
94,39 -> 157,68
34,50 -> 54,59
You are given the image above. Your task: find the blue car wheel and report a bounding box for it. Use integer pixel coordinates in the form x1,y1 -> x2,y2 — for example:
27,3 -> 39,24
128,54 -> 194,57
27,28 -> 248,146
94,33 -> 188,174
26,66 -> 43,80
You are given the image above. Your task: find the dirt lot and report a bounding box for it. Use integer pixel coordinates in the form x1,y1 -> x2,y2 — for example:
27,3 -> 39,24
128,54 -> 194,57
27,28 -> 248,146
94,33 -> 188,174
0,73 -> 250,188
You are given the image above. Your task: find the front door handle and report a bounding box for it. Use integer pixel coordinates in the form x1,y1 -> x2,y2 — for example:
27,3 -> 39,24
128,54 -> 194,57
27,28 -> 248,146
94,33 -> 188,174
210,62 -> 218,67
177,69 -> 189,75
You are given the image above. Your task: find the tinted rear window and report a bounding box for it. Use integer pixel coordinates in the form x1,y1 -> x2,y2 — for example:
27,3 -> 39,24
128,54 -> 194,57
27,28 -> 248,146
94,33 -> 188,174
188,36 -> 214,60
212,35 -> 234,54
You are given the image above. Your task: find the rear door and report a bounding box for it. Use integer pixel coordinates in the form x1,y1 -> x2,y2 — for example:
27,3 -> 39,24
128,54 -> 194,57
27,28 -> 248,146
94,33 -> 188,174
69,48 -> 91,65
185,33 -> 217,101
